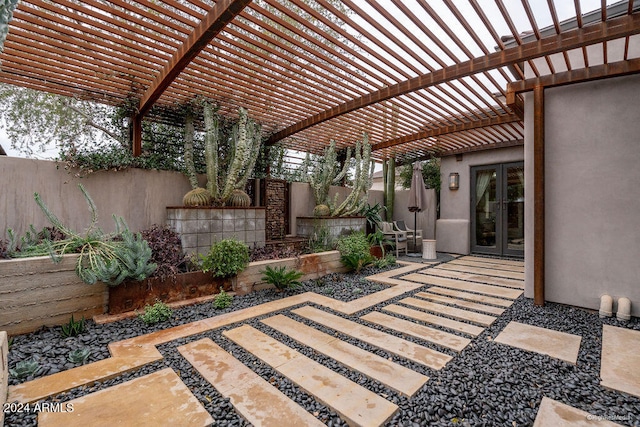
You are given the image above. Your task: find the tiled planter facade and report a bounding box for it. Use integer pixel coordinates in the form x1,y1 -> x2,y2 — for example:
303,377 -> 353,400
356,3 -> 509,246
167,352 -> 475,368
296,216 -> 366,241
167,207 -> 266,256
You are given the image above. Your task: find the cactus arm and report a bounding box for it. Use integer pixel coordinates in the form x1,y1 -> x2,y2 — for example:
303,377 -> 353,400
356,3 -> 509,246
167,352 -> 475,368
221,107 -> 249,202
332,146 -> 351,184
183,112 -> 199,190
236,120 -> 262,190
203,102 -> 219,199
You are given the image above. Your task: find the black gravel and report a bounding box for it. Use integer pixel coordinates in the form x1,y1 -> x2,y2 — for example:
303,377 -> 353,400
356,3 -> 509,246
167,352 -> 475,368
5,260 -> 640,427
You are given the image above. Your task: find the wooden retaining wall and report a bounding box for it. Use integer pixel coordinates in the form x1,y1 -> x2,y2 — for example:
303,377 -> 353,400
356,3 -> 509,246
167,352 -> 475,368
1,331 -> 7,426
235,250 -> 348,295
0,251 -> 347,335
0,255 -> 108,336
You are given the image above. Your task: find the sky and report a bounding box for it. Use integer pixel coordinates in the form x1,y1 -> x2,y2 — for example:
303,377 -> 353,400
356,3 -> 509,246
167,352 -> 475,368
0,0 -> 612,160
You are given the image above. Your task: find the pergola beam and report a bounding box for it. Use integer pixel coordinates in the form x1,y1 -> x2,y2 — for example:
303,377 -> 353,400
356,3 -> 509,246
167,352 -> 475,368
267,12 -> 640,145
507,58 -> 640,98
137,0 -> 251,117
131,0 -> 251,155
394,139 -> 524,166
371,114 -> 521,151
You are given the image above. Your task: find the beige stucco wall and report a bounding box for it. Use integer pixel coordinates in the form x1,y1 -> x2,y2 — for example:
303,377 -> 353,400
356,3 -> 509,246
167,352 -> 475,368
0,157 -> 192,238
437,146 -> 524,254
524,74 -> 640,317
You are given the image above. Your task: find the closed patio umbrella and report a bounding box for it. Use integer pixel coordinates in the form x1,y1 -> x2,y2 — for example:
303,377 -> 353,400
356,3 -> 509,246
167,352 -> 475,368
408,161 -> 429,254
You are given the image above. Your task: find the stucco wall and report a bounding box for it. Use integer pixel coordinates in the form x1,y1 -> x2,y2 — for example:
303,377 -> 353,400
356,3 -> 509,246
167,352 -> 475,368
524,74 -> 640,316
437,146 -> 524,254
0,157 -> 192,238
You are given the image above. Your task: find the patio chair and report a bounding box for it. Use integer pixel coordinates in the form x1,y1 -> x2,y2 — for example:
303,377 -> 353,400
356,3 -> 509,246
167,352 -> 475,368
393,220 -> 422,240
381,222 -> 408,257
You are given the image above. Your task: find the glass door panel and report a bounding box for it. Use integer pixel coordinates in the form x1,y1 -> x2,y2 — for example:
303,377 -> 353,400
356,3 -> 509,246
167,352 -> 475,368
471,166 -> 499,255
503,163 -> 525,256
471,162 -> 524,258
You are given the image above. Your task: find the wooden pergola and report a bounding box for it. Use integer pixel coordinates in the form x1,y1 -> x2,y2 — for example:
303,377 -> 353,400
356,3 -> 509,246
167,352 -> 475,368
2,0 -> 640,304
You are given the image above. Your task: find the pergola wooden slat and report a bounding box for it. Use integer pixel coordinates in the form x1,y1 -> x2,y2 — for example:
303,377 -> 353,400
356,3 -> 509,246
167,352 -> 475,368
0,0 -> 639,163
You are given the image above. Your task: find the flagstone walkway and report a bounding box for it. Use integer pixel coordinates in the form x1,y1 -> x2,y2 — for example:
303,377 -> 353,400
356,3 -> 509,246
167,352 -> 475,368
4,255 -> 638,426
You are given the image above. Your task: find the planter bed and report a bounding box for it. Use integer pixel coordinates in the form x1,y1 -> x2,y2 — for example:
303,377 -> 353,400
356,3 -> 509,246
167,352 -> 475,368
0,251 -> 348,335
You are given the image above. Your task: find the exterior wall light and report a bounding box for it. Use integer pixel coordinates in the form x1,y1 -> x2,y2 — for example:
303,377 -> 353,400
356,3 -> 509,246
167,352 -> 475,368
449,172 -> 459,190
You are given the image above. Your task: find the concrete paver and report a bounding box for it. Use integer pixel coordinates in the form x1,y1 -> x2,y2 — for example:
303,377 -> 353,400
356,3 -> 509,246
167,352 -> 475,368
459,256 -> 525,267
38,368 -> 213,427
494,322 -> 582,364
223,325 -> 398,427
414,291 -> 505,315
361,311 -> 471,352
447,258 -> 525,273
420,268 -> 524,289
533,397 -> 623,426
383,304 -> 484,337
178,338 -> 325,427
262,314 -> 428,396
405,273 -> 522,299
292,306 -> 452,370
434,263 -> 525,280
600,325 -> 640,398
426,287 -> 513,307
399,297 -> 497,326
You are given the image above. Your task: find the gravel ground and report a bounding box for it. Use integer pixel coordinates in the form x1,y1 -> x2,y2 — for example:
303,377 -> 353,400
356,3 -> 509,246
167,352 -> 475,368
5,260 -> 640,426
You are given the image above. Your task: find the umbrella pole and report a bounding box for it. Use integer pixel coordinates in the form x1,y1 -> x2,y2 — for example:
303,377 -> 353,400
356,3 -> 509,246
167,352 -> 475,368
413,210 -> 417,252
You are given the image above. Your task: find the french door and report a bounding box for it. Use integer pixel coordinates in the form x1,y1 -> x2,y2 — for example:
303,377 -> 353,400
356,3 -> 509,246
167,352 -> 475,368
470,162 -> 524,258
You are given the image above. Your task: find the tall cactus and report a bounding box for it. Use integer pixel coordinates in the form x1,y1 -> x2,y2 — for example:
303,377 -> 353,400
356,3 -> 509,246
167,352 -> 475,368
197,103 -> 262,206
332,133 -> 374,217
308,140 -> 350,208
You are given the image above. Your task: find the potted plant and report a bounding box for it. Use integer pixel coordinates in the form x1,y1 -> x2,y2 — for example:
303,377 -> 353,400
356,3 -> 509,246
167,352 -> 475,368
368,230 -> 389,259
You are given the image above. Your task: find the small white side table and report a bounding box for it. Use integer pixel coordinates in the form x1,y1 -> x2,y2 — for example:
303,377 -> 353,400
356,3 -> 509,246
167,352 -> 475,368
422,240 -> 437,260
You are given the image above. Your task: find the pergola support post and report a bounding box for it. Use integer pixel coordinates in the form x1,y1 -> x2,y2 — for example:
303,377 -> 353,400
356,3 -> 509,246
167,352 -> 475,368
533,85 -> 545,306
132,115 -> 142,157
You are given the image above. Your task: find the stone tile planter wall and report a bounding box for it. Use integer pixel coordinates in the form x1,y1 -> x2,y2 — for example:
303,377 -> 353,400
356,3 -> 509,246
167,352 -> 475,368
166,207 -> 266,256
0,255 -> 107,336
296,217 -> 366,241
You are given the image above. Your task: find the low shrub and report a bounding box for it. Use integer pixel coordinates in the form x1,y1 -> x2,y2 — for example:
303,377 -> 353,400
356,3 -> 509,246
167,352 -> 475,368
213,287 -> 233,309
139,300 -> 172,324
336,231 -> 373,273
140,224 -> 186,280
340,252 -> 374,273
373,254 -> 396,269
201,238 -> 249,278
261,265 -> 304,290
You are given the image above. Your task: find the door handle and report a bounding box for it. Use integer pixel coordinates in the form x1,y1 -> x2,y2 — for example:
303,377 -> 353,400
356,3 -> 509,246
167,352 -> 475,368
503,200 -> 508,210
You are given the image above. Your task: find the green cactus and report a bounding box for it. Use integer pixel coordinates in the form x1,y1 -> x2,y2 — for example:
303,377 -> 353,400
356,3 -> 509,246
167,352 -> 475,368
332,133 -> 374,217
308,140 -> 351,209
195,102 -> 262,207
183,187 -> 212,207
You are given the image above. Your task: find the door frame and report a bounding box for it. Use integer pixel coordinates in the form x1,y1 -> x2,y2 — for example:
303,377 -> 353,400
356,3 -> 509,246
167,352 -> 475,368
470,162 -> 524,258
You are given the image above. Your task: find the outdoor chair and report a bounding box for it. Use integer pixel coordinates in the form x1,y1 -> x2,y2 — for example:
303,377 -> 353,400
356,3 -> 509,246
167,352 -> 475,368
394,220 -> 422,240
381,222 -> 408,257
